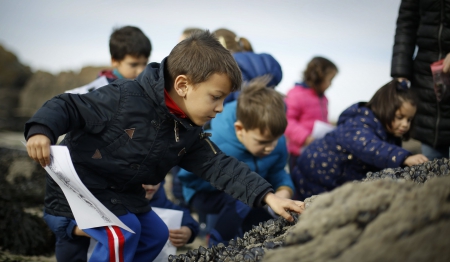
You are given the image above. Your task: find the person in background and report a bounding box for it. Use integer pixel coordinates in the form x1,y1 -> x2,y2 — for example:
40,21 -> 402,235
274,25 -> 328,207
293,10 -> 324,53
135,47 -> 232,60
66,25 -> 151,94
25,31 -> 304,262
213,28 -> 283,104
284,57 -> 338,176
43,181 -> 199,262
178,27 -> 205,42
178,76 -> 295,246
391,0 -> 450,160
142,182 -> 199,247
291,80 -> 429,200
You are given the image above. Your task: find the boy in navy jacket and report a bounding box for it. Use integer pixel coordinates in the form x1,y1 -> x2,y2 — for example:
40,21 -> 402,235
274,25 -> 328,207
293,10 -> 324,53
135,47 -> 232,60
178,77 -> 295,246
25,31 -> 304,262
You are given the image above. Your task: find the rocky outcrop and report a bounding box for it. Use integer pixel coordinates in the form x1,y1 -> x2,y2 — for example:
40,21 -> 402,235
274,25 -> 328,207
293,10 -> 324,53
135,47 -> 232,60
0,45 -> 32,131
0,44 -> 109,132
16,66 -> 108,120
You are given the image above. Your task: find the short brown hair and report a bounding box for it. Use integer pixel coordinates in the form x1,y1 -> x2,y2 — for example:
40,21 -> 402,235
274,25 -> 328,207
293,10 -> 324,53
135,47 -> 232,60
182,27 -> 205,37
303,56 -> 338,93
366,80 -> 417,140
165,30 -> 242,92
109,26 -> 151,61
237,76 -> 287,138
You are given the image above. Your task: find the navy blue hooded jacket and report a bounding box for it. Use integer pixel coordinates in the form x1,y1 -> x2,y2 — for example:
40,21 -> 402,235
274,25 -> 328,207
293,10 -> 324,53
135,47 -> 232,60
291,102 -> 412,199
24,59 -> 273,218
224,52 -> 283,104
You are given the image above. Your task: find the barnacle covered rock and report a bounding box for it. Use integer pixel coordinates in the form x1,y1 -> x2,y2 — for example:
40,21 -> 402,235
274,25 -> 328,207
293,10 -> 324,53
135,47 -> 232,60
175,158 -> 450,261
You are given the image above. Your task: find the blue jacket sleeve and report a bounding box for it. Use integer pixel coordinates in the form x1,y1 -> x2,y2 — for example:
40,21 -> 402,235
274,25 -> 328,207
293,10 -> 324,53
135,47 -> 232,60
150,185 -> 200,243
336,115 -> 410,168
43,212 -> 77,240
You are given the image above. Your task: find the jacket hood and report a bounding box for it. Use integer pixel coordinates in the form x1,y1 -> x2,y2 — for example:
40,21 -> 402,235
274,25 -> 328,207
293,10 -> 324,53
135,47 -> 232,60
337,102 -> 370,126
135,58 -> 168,114
233,52 -> 283,87
210,100 -> 246,151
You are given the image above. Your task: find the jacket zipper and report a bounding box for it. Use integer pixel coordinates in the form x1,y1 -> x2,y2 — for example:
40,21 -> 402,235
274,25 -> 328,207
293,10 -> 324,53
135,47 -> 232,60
174,120 -> 179,142
200,132 -> 216,154
437,0 -> 444,60
433,0 -> 444,147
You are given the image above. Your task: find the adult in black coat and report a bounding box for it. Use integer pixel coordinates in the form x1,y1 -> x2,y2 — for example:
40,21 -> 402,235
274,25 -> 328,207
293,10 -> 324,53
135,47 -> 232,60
391,0 -> 450,159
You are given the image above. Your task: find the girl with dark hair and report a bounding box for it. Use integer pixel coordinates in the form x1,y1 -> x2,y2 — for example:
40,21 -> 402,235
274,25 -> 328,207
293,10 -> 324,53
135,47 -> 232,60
285,57 -> 338,173
291,80 -> 428,200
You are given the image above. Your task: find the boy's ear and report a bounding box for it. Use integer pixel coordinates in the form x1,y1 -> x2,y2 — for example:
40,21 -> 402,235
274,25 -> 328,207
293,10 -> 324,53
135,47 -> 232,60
234,120 -> 245,137
173,75 -> 189,98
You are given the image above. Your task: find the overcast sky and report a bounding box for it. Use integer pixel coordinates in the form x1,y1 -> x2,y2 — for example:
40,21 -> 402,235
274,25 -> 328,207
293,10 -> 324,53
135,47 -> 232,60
0,0 -> 402,122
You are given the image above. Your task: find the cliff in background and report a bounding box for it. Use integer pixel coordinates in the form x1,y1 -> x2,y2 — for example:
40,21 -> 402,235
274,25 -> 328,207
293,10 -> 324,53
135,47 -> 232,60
0,44 -> 108,131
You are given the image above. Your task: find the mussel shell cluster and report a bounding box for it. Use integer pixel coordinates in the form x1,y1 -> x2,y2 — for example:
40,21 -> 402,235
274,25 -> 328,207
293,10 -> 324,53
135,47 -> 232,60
364,158 -> 450,183
168,213 -> 298,262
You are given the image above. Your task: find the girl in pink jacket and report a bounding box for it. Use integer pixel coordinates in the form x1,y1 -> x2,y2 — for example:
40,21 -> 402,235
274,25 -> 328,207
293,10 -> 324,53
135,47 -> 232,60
285,57 -> 338,174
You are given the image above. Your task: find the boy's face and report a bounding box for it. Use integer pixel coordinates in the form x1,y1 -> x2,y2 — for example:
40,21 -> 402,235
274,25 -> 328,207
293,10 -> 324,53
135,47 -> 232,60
234,121 -> 280,157
142,183 -> 161,200
176,73 -> 232,126
111,55 -> 149,79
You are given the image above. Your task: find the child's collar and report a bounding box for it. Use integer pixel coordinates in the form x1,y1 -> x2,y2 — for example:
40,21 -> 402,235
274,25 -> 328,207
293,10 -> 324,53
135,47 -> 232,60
164,89 -> 188,119
113,68 -> 125,79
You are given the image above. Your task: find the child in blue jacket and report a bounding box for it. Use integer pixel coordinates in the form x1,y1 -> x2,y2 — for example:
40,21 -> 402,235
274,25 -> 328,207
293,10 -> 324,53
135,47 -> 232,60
25,31 -> 304,262
291,80 -> 429,200
44,181 -> 199,261
178,77 -> 295,246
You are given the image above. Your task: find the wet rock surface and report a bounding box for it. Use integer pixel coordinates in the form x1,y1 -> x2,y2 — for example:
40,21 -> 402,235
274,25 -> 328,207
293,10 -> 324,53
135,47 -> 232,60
0,145 -> 55,256
175,158 -> 450,262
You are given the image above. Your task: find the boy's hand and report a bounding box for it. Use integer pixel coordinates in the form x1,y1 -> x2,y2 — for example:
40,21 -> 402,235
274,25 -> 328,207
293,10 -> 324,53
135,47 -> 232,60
169,226 -> 192,247
403,154 -> 429,166
304,136 -> 315,146
275,189 -> 292,199
72,226 -> 91,238
26,134 -> 51,167
264,192 -> 305,222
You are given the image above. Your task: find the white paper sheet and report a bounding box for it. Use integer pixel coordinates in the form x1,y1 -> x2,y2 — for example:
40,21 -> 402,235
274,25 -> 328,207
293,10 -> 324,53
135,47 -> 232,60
43,145 -> 134,233
311,120 -> 335,139
85,207 -> 183,261
65,75 -> 109,94
152,207 -> 183,262
300,120 -> 335,154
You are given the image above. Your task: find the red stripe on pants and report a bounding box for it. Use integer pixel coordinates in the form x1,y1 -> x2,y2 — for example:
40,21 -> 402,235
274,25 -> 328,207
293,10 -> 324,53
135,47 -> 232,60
106,226 -> 116,262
